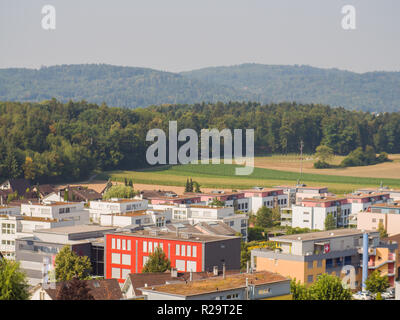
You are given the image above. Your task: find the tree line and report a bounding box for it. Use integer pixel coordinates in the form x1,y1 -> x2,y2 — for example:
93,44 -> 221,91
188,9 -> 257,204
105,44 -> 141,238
1,99 -> 400,183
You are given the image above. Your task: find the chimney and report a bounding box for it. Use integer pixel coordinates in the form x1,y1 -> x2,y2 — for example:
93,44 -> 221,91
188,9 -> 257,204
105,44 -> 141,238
171,268 -> 178,278
222,264 -> 226,280
213,266 -> 218,276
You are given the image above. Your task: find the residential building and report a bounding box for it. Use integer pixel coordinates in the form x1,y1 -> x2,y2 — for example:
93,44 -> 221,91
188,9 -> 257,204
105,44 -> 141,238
280,208 -> 292,227
147,195 -> 202,205
16,225 -> 117,285
0,214 -> 74,260
89,198 -> 148,223
346,192 -> 390,214
121,270 -> 224,300
30,278 -> 123,300
99,209 -> 171,228
251,229 -> 398,288
291,197 -> 352,230
356,202 -> 400,236
139,271 -> 291,300
357,188 -> 400,202
275,185 -> 331,205
150,203 -> 248,240
21,201 -> 90,225
43,186 -> 102,203
242,188 -> 288,214
104,229 -> 241,283
186,191 -> 250,213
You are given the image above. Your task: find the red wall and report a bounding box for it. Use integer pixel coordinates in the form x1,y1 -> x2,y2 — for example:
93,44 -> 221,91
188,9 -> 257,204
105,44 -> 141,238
105,234 -> 203,283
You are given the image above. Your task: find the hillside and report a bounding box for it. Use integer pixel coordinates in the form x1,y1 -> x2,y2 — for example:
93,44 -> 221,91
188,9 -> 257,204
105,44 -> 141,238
1,63 -> 400,111
181,64 -> 400,112
0,64 -> 249,109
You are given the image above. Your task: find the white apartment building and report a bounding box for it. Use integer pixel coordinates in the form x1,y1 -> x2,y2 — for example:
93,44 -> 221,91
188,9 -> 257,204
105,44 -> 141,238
291,197 -> 352,230
150,203 -> 249,240
0,205 -> 20,216
21,202 -> 90,225
0,214 -> 74,260
242,188 -> 288,214
99,209 -> 172,228
89,198 -> 148,223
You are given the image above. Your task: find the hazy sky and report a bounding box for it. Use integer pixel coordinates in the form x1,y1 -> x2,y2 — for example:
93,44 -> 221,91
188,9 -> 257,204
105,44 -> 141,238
0,0 -> 399,73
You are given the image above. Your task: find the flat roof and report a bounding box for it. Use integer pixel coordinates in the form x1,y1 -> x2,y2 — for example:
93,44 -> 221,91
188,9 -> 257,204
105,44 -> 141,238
301,197 -> 347,203
91,199 -> 144,204
141,271 -> 288,296
270,228 -> 377,242
370,202 -> 400,209
34,224 -> 117,235
110,229 -> 239,243
346,192 -> 389,199
21,201 -> 81,207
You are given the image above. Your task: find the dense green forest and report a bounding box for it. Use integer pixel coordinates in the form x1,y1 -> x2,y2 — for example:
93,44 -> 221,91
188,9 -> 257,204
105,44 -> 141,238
0,100 -> 399,183
1,64 -> 400,111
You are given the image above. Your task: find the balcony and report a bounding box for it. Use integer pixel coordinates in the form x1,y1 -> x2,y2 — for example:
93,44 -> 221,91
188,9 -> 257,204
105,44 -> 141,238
388,253 -> 396,261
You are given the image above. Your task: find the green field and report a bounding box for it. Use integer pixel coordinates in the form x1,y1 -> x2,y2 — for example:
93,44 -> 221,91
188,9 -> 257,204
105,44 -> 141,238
97,163 -> 400,194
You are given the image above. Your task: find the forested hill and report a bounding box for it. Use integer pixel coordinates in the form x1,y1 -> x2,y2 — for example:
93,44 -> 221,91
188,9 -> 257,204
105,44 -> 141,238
181,64 -> 400,112
1,63 -> 400,111
0,64 -> 249,108
1,100 -> 400,183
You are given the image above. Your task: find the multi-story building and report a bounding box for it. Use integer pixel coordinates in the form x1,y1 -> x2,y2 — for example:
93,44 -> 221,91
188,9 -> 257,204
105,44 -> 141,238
16,225 -> 116,285
346,192 -> 390,214
99,208 -> 171,228
89,198 -> 148,223
275,185 -> 331,205
242,188 -> 288,214
139,271 -> 291,300
186,191 -> 250,213
356,202 -> 400,236
104,229 -> 241,283
0,205 -> 20,216
21,202 -> 90,225
357,188 -> 400,202
291,197 -> 352,230
150,203 -> 248,240
251,229 -> 398,288
147,195 -> 202,205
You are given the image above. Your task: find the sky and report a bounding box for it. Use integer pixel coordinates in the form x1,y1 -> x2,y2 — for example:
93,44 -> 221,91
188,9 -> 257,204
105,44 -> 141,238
0,0 -> 399,73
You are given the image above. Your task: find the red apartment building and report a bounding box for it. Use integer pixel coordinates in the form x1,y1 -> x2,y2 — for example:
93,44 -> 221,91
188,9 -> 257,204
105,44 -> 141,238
104,230 -> 241,283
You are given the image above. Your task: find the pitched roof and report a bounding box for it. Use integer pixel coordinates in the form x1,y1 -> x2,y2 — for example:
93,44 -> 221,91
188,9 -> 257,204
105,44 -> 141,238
126,270 -> 239,296
2,179 -> 31,196
35,184 -> 58,197
141,271 -> 289,296
44,279 -> 123,300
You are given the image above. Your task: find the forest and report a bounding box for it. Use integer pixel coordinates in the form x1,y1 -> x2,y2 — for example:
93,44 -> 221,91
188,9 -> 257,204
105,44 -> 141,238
0,99 -> 399,183
1,64 -> 400,112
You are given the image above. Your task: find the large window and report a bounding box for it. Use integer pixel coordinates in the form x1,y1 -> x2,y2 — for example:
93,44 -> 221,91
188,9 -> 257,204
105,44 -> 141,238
111,268 -> 120,279
1,223 -> 15,234
143,241 -> 147,253
192,246 -> 197,257
122,254 -> 131,265
111,253 -> 120,264
176,244 -> 180,256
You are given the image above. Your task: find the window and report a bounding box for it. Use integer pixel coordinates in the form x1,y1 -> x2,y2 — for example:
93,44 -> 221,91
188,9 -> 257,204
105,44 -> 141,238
326,259 -> 333,268
192,246 -> 197,257
111,253 -> 120,264
122,240 -> 126,250
227,293 -> 239,299
307,275 -> 313,283
187,245 -> 191,257
122,254 -> 131,265
117,239 -> 121,250
160,242 -> 163,251
317,260 -> 322,268
121,268 -> 130,280
344,256 -> 352,265
127,240 -> 131,251
143,256 -> 149,266
308,261 -> 313,269
143,241 -> 147,253
176,244 -> 180,256
149,242 -> 153,253
258,288 -> 271,295
187,261 -> 197,272
111,238 -> 116,249
111,268 -> 120,279
181,245 -> 186,256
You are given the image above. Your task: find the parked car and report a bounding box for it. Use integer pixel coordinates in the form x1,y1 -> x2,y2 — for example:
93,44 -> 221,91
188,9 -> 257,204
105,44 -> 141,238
352,291 -> 373,300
